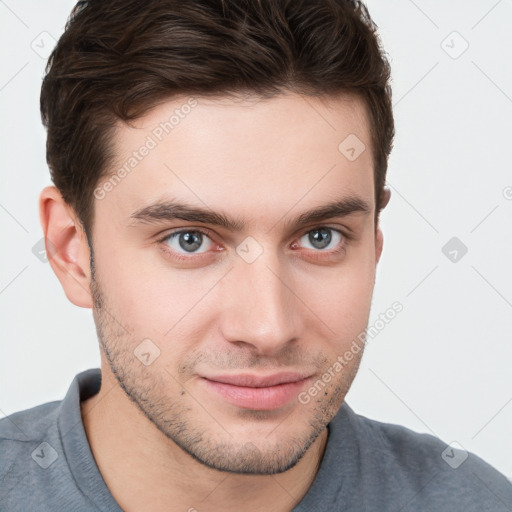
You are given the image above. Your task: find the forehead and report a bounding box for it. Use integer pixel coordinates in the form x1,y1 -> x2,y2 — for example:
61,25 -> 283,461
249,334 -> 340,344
100,92 -> 375,227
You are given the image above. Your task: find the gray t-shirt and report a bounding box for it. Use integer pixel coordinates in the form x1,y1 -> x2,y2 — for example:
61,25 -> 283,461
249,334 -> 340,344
1,368 -> 511,511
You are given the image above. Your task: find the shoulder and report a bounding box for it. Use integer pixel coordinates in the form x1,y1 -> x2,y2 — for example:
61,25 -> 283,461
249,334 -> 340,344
0,400 -> 61,443
0,401 -> 62,495
344,405 -> 512,510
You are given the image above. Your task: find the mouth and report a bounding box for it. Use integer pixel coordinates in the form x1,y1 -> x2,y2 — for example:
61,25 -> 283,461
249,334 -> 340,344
199,372 -> 312,411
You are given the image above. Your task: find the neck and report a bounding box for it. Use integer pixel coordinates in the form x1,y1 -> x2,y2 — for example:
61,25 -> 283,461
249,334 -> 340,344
80,368 -> 328,512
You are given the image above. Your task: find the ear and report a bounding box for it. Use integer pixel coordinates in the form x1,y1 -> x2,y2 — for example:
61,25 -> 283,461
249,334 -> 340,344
375,226 -> 384,264
375,186 -> 391,264
39,186 -> 93,308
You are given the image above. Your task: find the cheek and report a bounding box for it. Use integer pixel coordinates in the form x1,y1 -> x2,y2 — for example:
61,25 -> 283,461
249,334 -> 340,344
93,237 -> 227,345
298,251 -> 376,343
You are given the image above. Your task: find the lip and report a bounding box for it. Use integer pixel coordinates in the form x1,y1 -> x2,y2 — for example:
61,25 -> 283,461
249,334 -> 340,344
199,372 -> 312,410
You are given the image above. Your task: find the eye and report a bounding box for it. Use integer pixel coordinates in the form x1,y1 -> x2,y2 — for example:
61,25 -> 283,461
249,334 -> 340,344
162,229 -> 214,254
297,227 -> 344,251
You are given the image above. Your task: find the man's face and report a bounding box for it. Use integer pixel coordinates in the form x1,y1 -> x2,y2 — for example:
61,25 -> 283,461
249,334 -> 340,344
89,92 -> 380,474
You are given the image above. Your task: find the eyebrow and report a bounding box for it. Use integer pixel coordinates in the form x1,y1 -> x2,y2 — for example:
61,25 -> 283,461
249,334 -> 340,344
129,196 -> 371,232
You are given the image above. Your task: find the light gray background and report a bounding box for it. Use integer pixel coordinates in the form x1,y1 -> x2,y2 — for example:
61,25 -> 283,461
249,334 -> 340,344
1,0 -> 511,478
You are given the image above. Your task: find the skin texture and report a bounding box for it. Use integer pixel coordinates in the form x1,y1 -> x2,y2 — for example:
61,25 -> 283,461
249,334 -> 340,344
40,92 -> 389,512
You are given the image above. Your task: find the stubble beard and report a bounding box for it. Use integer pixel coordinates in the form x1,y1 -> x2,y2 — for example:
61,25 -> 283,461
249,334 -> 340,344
89,269 -> 361,475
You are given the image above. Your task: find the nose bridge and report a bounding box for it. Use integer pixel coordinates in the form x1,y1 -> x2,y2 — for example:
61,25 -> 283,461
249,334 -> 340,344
220,248 -> 301,353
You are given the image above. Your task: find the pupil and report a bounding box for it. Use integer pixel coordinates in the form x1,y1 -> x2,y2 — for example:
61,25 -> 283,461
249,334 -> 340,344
179,231 -> 202,252
309,228 -> 331,249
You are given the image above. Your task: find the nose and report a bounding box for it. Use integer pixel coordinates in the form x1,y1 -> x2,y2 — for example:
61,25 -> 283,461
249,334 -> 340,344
219,250 -> 303,355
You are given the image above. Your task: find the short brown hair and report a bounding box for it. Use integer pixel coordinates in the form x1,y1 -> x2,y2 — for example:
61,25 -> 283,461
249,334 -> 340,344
40,0 -> 394,238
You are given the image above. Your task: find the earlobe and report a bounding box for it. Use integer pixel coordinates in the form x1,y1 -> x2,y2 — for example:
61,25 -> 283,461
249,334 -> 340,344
375,227 -> 384,264
39,186 -> 93,308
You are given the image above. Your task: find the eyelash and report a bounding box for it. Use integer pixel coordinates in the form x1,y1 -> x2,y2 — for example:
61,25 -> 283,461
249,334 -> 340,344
158,226 -> 351,263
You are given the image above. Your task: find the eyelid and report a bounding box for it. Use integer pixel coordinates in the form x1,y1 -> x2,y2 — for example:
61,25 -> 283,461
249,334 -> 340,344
158,226 -> 217,244
158,224 -> 351,260
158,228 -> 220,263
293,225 -> 350,251
158,223 -> 350,244
159,227 -> 220,252
298,223 -> 351,238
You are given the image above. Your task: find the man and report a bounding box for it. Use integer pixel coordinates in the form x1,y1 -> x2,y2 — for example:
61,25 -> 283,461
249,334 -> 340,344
1,0 -> 511,510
